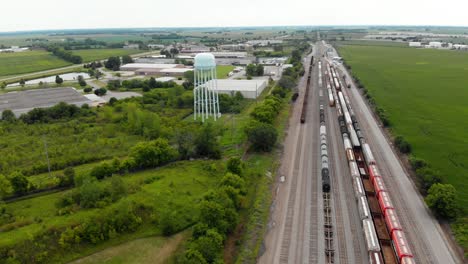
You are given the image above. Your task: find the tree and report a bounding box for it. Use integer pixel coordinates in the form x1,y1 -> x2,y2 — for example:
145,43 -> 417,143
9,171 -> 29,196
179,249 -> 208,264
148,77 -> 157,88
2,109 -> 15,122
79,178 -> 103,208
246,64 -> 257,76
169,47 -> 179,58
90,162 -> 114,180
184,70 -> 194,84
83,87 -> 92,93
55,75 -> 64,85
95,70 -> 103,80
246,121 -> 278,152
109,97 -> 118,106
130,138 -> 177,169
195,122 -> 221,159
394,135 -> 412,153
190,229 -> 223,263
94,88 -> 107,96
0,174 -> 13,199
278,76 -> 296,89
19,79 -> 26,87
256,64 -> 264,76
425,183 -> 458,219
227,157 -> 243,176
58,167 -> 75,187
0,82 -> 6,90
175,129 -> 195,160
105,56 -> 121,71
122,55 -> 134,64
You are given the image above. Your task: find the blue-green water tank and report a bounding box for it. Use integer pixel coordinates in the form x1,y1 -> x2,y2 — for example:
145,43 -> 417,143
194,53 -> 216,69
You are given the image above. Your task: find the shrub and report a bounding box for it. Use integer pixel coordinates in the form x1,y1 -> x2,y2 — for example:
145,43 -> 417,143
245,121 -> 278,152
90,162 -> 114,180
394,135 -> 412,154
190,229 -> 224,263
130,138 -> 177,169
195,123 -> 222,159
425,183 -> 459,219
409,156 -> 428,170
227,157 -> 243,176
83,87 -> 92,93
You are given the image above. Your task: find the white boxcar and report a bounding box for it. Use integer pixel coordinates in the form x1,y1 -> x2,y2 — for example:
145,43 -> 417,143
363,219 -> 381,252
363,143 -> 376,165
358,195 -> 371,220
353,176 -> 365,199
349,161 -> 360,178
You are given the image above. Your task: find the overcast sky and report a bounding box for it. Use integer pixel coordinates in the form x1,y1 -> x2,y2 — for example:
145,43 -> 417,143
1,0 -> 467,32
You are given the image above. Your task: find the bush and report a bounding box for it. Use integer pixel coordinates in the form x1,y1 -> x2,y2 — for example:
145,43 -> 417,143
190,229 -> 224,263
83,87 -> 92,93
94,88 -> 107,96
130,138 -> 177,169
425,183 -> 459,219
227,157 -> 243,176
90,162 -> 114,180
394,135 -> 412,154
195,123 -> 222,159
409,156 -> 428,170
9,171 -> 30,196
416,167 -> 442,194
245,121 -> 278,152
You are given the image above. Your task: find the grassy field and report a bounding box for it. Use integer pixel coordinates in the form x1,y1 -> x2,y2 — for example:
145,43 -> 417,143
336,40 -> 408,47
70,232 -> 188,264
0,51 -> 71,77
73,49 -> 142,62
1,160 -> 222,248
216,65 -> 235,79
337,45 -> 468,211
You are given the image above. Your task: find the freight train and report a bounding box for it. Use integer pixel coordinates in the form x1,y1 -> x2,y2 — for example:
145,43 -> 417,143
300,56 -> 314,123
326,61 -> 416,264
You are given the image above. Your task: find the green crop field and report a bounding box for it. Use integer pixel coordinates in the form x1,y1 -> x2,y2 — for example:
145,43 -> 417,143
73,49 -> 142,62
0,51 -> 71,77
337,44 -> 468,211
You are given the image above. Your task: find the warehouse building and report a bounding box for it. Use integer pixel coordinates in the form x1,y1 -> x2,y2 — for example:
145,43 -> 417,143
0,87 -> 91,117
205,79 -> 267,99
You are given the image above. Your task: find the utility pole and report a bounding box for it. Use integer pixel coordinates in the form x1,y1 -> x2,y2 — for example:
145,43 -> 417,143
43,136 -> 52,179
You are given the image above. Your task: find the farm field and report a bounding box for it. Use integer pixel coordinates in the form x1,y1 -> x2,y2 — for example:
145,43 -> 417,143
0,51 -> 71,77
337,44 -> 468,211
73,49 -> 142,62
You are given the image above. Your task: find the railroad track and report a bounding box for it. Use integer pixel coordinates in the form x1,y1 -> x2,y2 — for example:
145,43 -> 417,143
279,127 -> 305,263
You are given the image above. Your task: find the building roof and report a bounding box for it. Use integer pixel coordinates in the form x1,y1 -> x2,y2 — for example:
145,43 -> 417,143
121,63 -> 181,69
205,79 -> 267,92
160,68 -> 192,73
0,87 -> 91,116
155,77 -> 176,82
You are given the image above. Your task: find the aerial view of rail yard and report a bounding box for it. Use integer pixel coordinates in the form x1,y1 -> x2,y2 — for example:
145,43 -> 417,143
0,1 -> 467,263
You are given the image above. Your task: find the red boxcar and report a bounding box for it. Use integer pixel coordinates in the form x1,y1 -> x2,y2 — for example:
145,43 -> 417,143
384,208 -> 402,236
378,191 -> 394,215
392,230 -> 413,261
368,164 -> 381,181
372,176 -> 387,198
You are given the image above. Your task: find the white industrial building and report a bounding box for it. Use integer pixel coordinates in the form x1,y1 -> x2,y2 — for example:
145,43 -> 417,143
206,79 -> 267,99
409,42 -> 422,47
428,42 -> 442,48
246,40 -> 283,46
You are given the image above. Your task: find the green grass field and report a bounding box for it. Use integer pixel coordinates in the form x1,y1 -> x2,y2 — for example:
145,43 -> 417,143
0,51 -> 71,77
216,65 -> 235,79
337,45 -> 468,211
73,49 -> 142,62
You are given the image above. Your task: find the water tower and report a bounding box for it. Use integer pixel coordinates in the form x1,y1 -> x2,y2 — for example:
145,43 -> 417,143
193,53 -> 220,122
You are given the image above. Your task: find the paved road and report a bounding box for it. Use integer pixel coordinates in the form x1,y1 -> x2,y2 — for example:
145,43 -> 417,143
329,45 -> 461,264
259,42 -> 368,264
